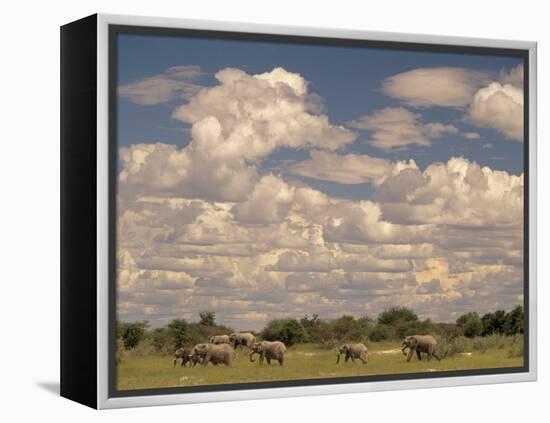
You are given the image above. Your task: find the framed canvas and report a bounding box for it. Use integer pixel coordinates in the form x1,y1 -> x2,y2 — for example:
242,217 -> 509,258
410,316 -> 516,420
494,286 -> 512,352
60,13 -> 537,409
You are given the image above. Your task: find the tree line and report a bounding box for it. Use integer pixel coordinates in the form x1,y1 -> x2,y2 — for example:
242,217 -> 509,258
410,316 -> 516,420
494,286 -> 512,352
117,306 -> 524,354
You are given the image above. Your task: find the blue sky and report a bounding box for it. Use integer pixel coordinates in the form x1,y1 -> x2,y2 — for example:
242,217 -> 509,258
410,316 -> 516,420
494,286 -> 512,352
115,32 -> 525,328
117,33 -> 524,181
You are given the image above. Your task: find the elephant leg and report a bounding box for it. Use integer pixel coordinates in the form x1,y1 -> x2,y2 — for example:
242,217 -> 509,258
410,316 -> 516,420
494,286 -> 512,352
432,352 -> 441,361
259,354 -> 264,365
350,355 -> 356,364
416,350 -> 422,361
278,357 -> 284,366
407,349 -> 414,362
336,353 -> 341,364
266,357 -> 272,365
360,354 -> 367,364
345,354 -> 350,363
174,358 -> 178,367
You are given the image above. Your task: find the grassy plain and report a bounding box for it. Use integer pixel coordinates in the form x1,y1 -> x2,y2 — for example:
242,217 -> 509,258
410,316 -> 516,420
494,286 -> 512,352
117,341 -> 523,391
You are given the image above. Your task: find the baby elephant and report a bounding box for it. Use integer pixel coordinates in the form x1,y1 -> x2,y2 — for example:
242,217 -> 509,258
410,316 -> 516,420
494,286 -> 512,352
401,335 -> 440,362
190,343 -> 235,366
249,341 -> 286,365
209,334 -> 230,345
336,343 -> 368,364
173,346 -> 192,367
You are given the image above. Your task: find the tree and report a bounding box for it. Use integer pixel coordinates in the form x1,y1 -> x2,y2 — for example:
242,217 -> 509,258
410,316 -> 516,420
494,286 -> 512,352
503,306 -> 524,335
377,307 -> 418,325
118,321 -> 148,349
199,311 -> 216,326
456,312 -> 483,338
167,319 -> 191,348
481,310 -> 506,335
261,319 -> 307,346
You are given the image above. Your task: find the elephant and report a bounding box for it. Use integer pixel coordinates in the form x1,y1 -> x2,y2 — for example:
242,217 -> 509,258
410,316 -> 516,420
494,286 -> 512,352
229,332 -> 256,349
189,343 -> 235,366
249,341 -> 286,366
336,343 -> 368,364
401,335 -> 440,362
209,334 -> 230,345
174,347 -> 192,367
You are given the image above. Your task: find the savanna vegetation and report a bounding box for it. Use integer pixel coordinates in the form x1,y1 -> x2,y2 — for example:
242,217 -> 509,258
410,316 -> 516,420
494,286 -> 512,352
116,306 -> 525,390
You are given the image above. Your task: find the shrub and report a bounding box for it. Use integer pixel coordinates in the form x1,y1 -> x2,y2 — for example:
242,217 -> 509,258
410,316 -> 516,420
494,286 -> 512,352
369,324 -> 396,342
503,306 -> 524,335
261,319 -> 307,346
377,307 -> 418,325
436,336 -> 473,359
198,311 -> 216,326
507,335 -> 524,357
167,319 -> 191,349
151,328 -> 173,354
456,312 -> 483,338
118,321 -> 148,349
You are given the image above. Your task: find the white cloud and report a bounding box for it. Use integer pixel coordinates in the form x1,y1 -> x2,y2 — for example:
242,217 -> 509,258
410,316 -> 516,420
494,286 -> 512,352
381,67 -> 489,107
378,156 -> 524,227
115,65 -> 525,329
118,65 -> 205,105
119,67 -> 357,202
468,82 -> 523,141
462,132 -> 481,140
499,64 -> 523,88
232,175 -> 295,223
289,150 -> 402,184
349,107 -> 458,150
172,67 -> 357,158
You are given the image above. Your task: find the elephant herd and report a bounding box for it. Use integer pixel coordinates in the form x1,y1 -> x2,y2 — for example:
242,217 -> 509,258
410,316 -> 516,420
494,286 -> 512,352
173,332 -> 287,367
173,333 -> 441,368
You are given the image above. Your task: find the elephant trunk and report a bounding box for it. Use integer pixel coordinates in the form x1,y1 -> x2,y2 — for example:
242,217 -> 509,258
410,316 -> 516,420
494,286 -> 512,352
249,351 -> 257,362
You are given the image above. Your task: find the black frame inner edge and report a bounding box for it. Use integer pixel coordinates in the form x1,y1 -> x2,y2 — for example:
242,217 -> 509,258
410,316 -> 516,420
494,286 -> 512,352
107,23 -> 530,398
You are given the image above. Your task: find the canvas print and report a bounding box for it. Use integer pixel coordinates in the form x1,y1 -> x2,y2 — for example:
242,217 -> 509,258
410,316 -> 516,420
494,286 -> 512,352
114,30 -> 526,392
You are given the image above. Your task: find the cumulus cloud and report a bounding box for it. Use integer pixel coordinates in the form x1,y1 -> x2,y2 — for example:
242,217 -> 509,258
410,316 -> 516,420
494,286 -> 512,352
349,107 -> 458,150
467,82 -> 524,141
381,67 -> 489,107
499,64 -> 524,88
115,65 -> 524,329
118,65 -> 205,105
378,156 -> 524,227
119,67 -> 357,202
172,67 -> 357,158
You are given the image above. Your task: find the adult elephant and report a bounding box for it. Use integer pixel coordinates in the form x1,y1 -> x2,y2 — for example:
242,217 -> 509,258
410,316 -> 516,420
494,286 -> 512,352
190,343 -> 235,366
249,341 -> 286,366
336,343 -> 368,364
401,335 -> 440,362
229,332 -> 256,349
209,334 -> 230,345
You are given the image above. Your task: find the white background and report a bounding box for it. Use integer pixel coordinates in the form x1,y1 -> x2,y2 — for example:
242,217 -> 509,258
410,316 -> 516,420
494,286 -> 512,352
1,0 -> 546,420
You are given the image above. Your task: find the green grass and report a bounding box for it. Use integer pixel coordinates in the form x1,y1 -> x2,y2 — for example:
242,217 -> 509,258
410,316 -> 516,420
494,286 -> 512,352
117,342 -> 523,391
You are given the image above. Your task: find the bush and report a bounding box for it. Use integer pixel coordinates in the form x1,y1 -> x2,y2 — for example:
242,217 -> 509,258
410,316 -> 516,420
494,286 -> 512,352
456,312 -> 483,338
167,319 -> 191,349
369,324 -> 396,342
377,307 -> 418,325
436,336 -> 473,359
481,310 -> 507,335
198,311 -> 216,326
261,319 -> 307,346
507,335 -> 524,357
151,328 -> 173,354
118,321 -> 148,349
503,306 -> 524,335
